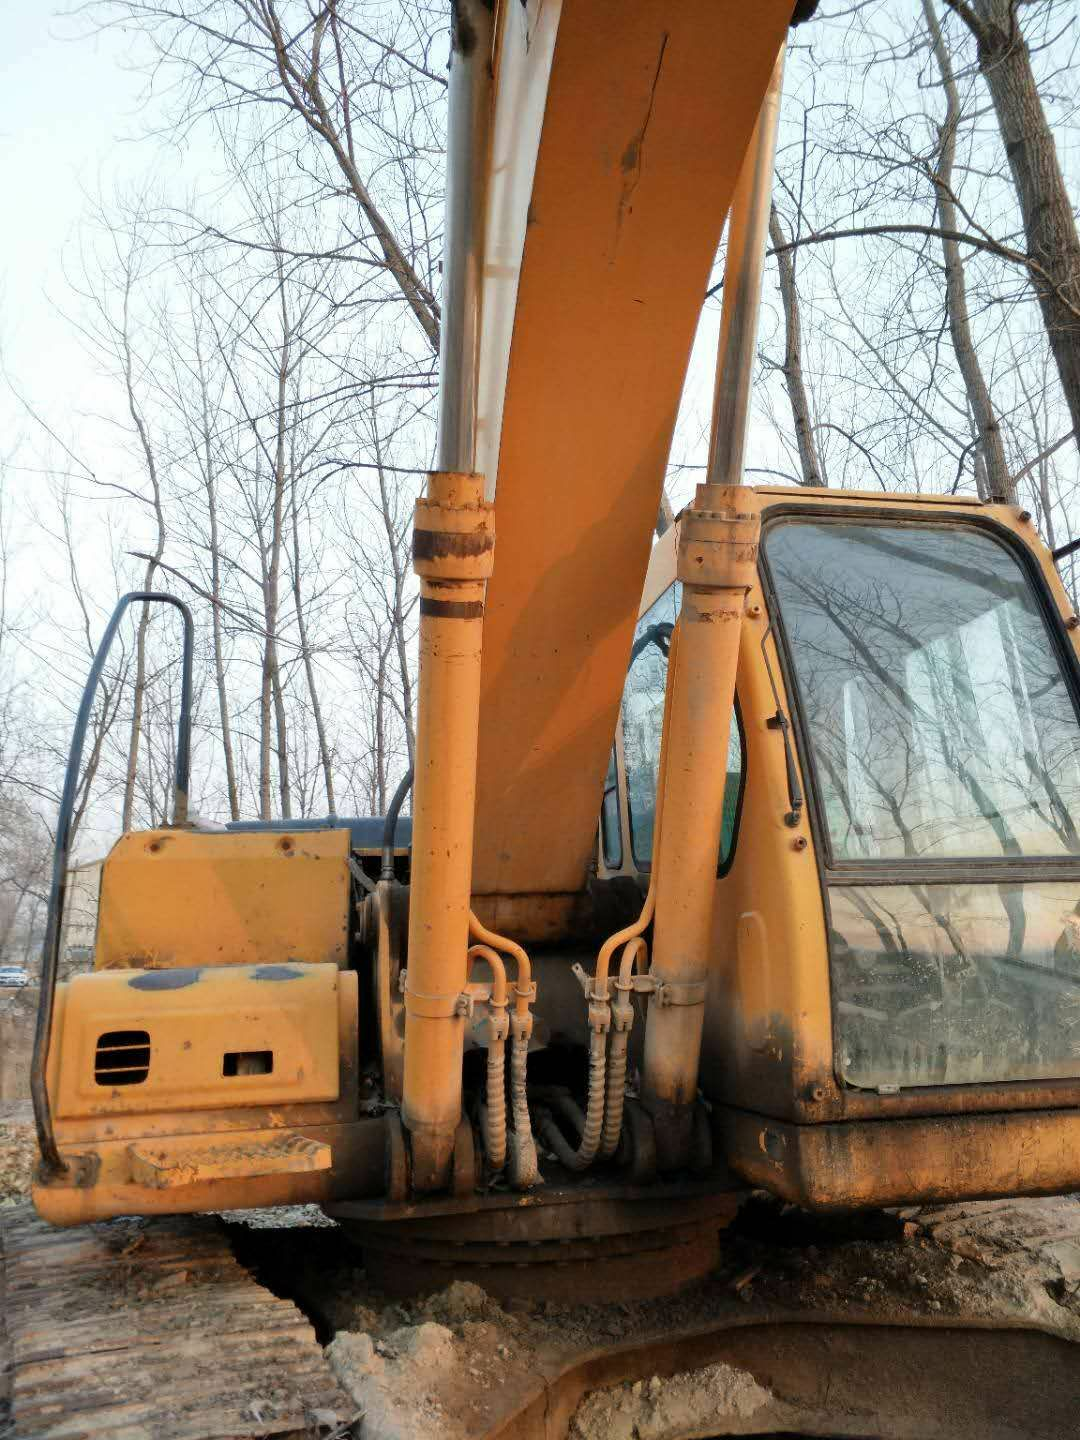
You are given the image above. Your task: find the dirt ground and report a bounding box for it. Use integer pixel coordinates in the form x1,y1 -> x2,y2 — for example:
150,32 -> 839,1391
224,1189 -> 1080,1439
0,1103 -> 34,1208
4,1113 -> 1080,1439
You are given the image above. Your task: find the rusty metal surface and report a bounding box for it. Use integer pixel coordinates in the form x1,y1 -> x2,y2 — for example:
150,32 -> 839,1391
0,1202 -> 352,1439
722,1102 -> 1080,1209
338,1186 -> 739,1304
32,1118 -> 385,1226
325,1165 -> 742,1227
345,1188 -> 739,1245
361,1221 -> 722,1305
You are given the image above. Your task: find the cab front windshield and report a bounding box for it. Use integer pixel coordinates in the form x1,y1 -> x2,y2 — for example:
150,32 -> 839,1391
767,519 -> 1080,1090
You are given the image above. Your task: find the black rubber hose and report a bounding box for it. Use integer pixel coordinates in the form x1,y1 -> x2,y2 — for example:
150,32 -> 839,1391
381,765 -> 414,882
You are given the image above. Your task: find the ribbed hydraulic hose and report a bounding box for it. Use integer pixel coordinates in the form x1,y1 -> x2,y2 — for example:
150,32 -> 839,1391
467,942 -> 508,1172
508,1029 -> 536,1184
538,1025 -> 608,1172
468,912 -> 539,1185
599,936 -> 647,1160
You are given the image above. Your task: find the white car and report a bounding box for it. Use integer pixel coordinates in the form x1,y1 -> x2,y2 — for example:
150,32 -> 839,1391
0,966 -> 29,988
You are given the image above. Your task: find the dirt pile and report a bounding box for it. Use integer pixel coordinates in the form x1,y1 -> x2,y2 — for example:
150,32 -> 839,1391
308,1273 -> 543,1438
571,1363 -> 774,1440
327,1321 -> 460,1439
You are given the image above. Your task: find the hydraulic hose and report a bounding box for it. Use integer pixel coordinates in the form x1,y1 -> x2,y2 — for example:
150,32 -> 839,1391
508,1030 -> 538,1187
599,937 -> 647,1160
537,1026 -> 608,1172
468,912 -> 539,1186
381,765 -> 414,882
467,942 -> 508,1172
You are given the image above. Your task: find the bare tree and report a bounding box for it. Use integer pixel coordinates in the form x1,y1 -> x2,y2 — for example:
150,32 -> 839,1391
769,203 -> 827,486
925,0 -> 1013,502
62,198 -> 172,830
943,0 -> 1080,461
289,479 -> 336,813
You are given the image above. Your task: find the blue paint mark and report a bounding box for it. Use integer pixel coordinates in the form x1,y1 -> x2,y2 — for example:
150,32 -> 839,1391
129,967 -> 202,990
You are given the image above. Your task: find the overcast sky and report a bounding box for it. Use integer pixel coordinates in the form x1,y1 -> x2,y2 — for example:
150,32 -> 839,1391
3,11 -> 140,417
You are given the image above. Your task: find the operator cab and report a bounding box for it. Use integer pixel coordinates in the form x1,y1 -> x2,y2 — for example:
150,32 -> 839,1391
602,486 -> 1080,1207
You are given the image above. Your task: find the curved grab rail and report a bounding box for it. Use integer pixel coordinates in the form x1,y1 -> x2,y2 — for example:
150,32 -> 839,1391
31,592 -> 195,1177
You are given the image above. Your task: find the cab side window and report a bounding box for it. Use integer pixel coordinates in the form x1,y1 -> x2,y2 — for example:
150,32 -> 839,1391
622,586 -> 679,868
621,581 -> 744,871
600,746 -> 622,870
718,706 -> 744,873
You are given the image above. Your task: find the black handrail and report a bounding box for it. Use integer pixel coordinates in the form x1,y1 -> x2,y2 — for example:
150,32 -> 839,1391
381,765 -> 414,882
32,592 -> 195,1178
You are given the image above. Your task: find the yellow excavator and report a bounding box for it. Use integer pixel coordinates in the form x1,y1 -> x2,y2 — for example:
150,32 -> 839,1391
28,0 -> 1080,1312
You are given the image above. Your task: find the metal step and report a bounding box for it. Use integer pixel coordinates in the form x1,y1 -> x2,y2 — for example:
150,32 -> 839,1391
128,1133 -> 331,1189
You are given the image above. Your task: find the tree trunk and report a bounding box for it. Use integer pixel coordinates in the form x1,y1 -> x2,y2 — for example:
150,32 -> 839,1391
290,484 -> 336,813
374,636 -> 389,814
370,430 -> 416,767
197,368 -> 241,820
945,0 -> 1080,463
769,204 -> 826,486
261,264 -> 292,820
925,0 -> 1013,503
120,274 -> 166,832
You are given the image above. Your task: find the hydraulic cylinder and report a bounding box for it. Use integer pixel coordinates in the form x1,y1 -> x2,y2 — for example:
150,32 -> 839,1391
401,471 -> 494,1192
640,484 -> 759,1169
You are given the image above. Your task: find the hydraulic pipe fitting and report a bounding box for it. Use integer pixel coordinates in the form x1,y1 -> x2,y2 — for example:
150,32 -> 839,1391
401,471 -> 494,1192
640,484 -> 760,1170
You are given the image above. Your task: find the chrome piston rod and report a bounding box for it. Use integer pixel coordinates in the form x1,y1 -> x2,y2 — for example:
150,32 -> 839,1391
436,0 -> 495,475
706,45 -> 785,488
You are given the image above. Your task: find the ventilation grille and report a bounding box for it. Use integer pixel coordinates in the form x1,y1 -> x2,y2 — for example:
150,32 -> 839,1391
94,1029 -> 150,1086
